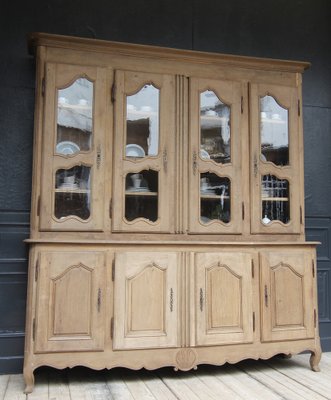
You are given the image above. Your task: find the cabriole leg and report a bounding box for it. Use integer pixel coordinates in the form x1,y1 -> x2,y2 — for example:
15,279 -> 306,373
310,348 -> 322,372
23,368 -> 35,394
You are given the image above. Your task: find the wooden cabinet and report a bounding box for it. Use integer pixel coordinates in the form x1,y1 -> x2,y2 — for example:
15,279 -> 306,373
23,33 -> 321,394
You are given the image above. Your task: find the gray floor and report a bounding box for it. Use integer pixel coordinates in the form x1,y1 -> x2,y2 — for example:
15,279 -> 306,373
1,352 -> 331,399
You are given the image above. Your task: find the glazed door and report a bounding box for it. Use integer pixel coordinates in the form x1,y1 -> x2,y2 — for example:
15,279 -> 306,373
188,78 -> 246,234
260,250 -> 315,342
34,250 -> 105,353
195,252 -> 254,346
113,252 -> 180,349
40,63 -> 108,231
250,83 -> 302,234
112,70 -> 176,233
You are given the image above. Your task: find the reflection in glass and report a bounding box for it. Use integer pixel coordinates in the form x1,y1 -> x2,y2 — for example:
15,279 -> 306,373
261,174 -> 289,224
55,165 -> 91,220
126,84 -> 159,158
200,90 -> 231,164
125,170 -> 158,222
200,172 -> 231,224
56,78 -> 93,155
260,95 -> 289,165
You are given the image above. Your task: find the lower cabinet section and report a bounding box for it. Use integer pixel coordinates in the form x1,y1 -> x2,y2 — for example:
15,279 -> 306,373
24,243 -> 321,393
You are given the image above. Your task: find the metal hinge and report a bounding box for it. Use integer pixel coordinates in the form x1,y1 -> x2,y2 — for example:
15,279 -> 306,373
242,202 -> 245,220
264,285 -> 268,307
300,206 -> 303,225
312,259 -> 315,278
41,77 -> 45,96
112,259 -> 115,281
241,96 -> 244,114
37,196 -> 41,217
109,199 -> 112,219
298,99 -> 301,116
110,317 -> 114,340
32,318 -> 36,341
251,259 -> 254,278
97,288 -> 101,312
253,312 -> 255,332
35,258 -> 40,281
111,83 -> 116,103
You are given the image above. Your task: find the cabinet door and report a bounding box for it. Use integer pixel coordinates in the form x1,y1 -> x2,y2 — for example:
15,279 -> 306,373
250,83 -> 302,234
40,63 -> 108,231
112,71 -> 176,233
195,252 -> 254,346
260,250 -> 315,342
113,252 -> 180,349
34,251 -> 105,353
188,78 -> 246,234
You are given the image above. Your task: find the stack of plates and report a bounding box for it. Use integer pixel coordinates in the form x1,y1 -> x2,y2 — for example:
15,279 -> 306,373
59,183 -> 79,190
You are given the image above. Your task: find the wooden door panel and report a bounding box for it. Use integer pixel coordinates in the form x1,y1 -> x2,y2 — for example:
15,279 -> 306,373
34,251 -> 105,353
260,250 -> 315,342
112,70 -> 176,233
40,63 -> 108,232
195,252 -> 254,346
250,83 -> 302,234
188,77 -> 246,234
113,252 -> 180,350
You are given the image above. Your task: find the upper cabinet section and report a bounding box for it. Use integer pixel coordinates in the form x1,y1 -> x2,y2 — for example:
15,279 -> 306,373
250,83 -> 302,234
112,71 -> 176,233
39,63 -> 108,231
30,33 -> 308,238
188,78 -> 246,234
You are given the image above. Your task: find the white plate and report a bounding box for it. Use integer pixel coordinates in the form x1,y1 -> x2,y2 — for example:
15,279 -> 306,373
56,141 -> 80,155
200,149 -> 210,159
59,183 -> 79,190
126,144 -> 145,157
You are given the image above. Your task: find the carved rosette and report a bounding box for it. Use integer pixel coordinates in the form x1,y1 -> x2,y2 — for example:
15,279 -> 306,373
175,348 -> 197,371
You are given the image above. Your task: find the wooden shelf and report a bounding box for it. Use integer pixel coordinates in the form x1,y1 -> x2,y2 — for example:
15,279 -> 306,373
262,197 -> 288,201
125,191 -> 158,196
55,189 -> 90,194
201,194 -> 230,200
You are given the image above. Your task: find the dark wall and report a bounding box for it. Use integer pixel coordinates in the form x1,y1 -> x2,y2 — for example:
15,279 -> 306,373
1,0 -> 330,373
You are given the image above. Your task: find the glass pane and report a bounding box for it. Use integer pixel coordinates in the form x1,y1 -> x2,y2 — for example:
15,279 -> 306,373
55,166 -> 91,220
56,78 -> 93,155
260,95 -> 289,165
261,174 -> 290,224
200,90 -> 231,164
125,170 -> 158,222
200,173 -> 231,224
126,84 -> 159,158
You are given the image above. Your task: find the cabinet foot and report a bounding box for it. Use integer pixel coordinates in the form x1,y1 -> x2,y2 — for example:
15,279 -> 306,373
23,369 -> 35,394
310,348 -> 322,372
